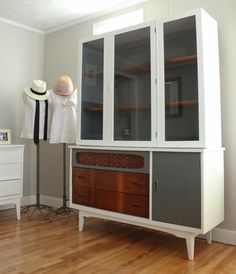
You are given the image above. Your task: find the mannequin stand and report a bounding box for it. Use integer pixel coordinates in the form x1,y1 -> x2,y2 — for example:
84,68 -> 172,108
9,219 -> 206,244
21,142 -> 53,220
49,143 -> 78,222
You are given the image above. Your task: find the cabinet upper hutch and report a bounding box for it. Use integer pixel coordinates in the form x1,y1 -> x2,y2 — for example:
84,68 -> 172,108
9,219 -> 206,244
77,8 -> 221,149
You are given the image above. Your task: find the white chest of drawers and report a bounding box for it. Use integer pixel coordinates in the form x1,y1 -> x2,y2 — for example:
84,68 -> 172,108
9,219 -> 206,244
0,145 -> 24,220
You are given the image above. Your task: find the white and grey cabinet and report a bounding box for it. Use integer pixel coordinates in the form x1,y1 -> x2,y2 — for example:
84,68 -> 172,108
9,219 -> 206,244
71,8 -> 224,261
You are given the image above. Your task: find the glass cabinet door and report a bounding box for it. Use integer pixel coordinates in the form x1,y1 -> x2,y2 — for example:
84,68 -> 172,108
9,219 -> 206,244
80,38 -> 104,140
113,27 -> 151,141
164,16 -> 199,141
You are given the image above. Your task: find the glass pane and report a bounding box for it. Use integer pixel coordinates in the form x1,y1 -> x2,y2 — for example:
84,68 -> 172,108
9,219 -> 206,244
81,39 -> 104,140
164,16 -> 199,141
114,27 -> 151,141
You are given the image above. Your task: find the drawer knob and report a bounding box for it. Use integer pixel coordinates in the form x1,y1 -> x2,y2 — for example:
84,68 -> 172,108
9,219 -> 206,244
132,181 -> 141,186
132,203 -> 141,208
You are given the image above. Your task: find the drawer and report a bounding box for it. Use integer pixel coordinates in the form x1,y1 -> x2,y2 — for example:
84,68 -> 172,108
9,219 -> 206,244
0,164 -> 21,180
73,168 -> 149,195
72,186 -> 91,206
0,148 -> 20,164
92,170 -> 149,195
92,189 -> 149,218
73,168 -> 92,188
0,179 -> 21,197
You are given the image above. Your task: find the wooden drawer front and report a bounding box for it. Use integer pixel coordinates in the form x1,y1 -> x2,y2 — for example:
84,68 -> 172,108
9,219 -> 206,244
72,186 -> 91,206
0,148 -> 20,164
92,169 -> 149,195
0,164 -> 21,180
73,168 -> 92,188
0,180 -> 21,197
73,168 -> 149,195
92,190 -> 149,218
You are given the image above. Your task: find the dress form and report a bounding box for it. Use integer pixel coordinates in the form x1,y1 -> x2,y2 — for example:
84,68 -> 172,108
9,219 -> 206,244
48,75 -> 78,221
20,80 -> 52,220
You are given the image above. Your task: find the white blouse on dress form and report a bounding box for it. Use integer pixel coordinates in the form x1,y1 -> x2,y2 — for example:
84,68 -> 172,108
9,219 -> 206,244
49,90 -> 77,144
21,92 -> 51,140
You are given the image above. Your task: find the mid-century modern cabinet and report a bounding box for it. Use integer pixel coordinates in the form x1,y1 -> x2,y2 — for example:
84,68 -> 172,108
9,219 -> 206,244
70,8 -> 224,260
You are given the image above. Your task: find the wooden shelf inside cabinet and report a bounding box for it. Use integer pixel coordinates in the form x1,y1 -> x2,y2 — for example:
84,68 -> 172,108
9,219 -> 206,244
84,101 -> 196,112
83,63 -> 150,78
83,106 -> 103,112
165,54 -> 197,66
166,100 -> 198,107
84,103 -> 151,112
84,70 -> 103,78
115,103 -> 150,111
115,63 -> 150,75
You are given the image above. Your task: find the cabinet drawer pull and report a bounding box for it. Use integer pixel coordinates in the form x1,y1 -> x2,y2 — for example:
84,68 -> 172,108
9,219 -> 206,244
132,203 -> 141,208
132,181 -> 141,186
78,175 -> 85,180
78,194 -> 85,198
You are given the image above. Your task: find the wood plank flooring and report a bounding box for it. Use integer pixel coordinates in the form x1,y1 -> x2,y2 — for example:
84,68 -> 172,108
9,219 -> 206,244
0,208 -> 236,274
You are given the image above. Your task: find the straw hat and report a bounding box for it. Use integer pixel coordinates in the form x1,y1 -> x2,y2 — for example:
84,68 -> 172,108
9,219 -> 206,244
24,80 -> 49,100
53,75 -> 77,96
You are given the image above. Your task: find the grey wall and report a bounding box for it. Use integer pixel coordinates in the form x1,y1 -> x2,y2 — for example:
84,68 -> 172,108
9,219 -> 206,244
0,21 -> 45,197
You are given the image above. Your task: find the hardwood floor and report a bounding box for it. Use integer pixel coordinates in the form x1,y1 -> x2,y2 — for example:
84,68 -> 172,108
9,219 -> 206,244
0,208 -> 236,274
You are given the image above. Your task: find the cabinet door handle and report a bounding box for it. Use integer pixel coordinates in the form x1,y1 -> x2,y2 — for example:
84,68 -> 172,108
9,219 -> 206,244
153,180 -> 159,192
78,175 -> 85,180
78,194 -> 85,198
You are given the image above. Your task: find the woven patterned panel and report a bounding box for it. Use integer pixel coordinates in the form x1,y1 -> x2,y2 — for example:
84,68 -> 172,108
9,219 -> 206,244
76,152 -> 144,169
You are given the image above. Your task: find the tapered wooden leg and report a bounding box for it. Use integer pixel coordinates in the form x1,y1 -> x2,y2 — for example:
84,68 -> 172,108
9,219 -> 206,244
16,200 -> 21,220
206,230 -> 212,244
186,234 -> 195,260
78,213 -> 85,231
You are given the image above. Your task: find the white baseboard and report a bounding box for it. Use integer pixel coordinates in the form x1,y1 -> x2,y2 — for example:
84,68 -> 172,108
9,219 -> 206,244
21,195 -> 64,208
212,228 -> 236,246
0,204 -> 15,210
40,195 -> 64,208
0,195 -> 64,210
21,195 -> 36,206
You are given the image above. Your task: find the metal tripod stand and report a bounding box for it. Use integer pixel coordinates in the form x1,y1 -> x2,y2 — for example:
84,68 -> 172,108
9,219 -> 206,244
49,143 -> 78,222
21,142 -> 53,220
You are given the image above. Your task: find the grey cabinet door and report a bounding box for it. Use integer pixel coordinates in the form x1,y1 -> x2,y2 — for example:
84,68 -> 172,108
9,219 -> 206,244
152,152 -> 201,228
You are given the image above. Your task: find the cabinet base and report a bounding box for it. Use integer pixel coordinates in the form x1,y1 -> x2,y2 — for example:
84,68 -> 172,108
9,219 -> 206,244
77,209 -> 210,260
